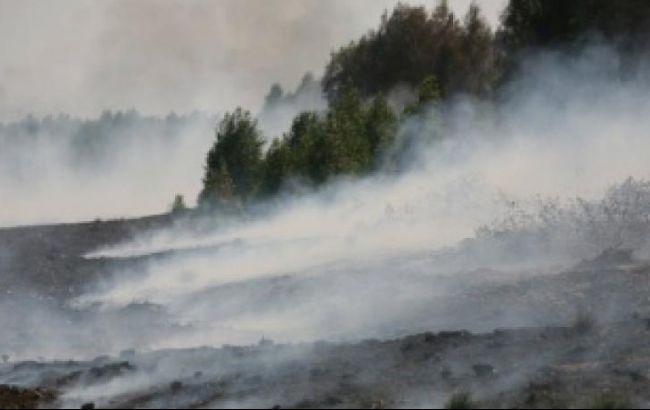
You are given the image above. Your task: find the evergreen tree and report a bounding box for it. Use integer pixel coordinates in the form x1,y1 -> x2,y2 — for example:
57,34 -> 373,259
199,108 -> 264,207
259,138 -> 293,197
170,194 -> 188,214
287,112 -> 328,184
322,1 -> 497,101
324,87 -> 372,175
365,95 -> 398,164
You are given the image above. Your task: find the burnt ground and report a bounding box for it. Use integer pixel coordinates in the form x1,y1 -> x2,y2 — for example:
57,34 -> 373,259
1,321 -> 650,409
0,215 -> 175,299
0,217 -> 649,408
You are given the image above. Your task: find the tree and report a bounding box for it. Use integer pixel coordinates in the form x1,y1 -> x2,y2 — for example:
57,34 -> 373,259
404,75 -> 442,115
365,94 -> 398,164
460,4 -> 500,96
499,0 -> 650,53
394,76 -> 443,170
322,1 -> 497,102
264,83 -> 284,107
286,111 -> 328,184
199,162 -> 236,209
259,138 -> 293,197
199,108 -> 264,207
324,87 -> 372,175
497,0 -> 650,82
170,194 -> 188,214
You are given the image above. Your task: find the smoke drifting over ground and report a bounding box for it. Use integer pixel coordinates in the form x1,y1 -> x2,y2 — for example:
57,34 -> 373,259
2,2 -> 650,406
2,45 -> 650,409
64,47 -> 650,355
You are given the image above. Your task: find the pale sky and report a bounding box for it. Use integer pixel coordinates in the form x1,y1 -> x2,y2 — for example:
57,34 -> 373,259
0,0 -> 506,121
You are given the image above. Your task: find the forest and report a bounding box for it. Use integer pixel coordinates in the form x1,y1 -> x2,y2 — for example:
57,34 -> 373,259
197,0 -> 650,211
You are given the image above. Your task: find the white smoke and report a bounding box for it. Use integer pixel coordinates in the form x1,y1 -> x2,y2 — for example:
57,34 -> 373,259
0,0 -> 505,123
72,46 -> 650,353
0,113 -> 215,226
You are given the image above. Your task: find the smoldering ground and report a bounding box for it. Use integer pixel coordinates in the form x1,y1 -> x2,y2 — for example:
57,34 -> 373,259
2,40 -> 650,409
6,46 -> 643,357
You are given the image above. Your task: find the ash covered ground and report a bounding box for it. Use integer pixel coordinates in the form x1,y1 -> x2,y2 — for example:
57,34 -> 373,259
0,212 -> 649,409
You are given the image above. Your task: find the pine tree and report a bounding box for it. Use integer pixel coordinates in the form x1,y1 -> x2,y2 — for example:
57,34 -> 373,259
199,108 -> 264,207
259,138 -> 293,197
365,95 -> 398,165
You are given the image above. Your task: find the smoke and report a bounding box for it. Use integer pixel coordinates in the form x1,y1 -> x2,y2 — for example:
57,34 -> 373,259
2,43 -> 650,409
0,0 -> 506,227
0,112 -> 215,226
0,0 -> 505,123
63,46 -> 650,356
2,3 -> 650,407
257,73 -> 327,138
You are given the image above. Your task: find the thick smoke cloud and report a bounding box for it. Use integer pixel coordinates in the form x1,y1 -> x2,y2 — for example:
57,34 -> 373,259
67,46 -> 650,356
2,45 -> 650,410
0,0 -> 505,122
0,113 -> 215,226
0,0 -> 505,227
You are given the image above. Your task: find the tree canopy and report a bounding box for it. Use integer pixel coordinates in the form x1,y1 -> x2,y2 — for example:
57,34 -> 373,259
323,2 -> 498,101
197,0 -> 650,211
199,108 -> 264,207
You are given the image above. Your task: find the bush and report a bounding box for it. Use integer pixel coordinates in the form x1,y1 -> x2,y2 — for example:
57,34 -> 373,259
170,194 -> 188,214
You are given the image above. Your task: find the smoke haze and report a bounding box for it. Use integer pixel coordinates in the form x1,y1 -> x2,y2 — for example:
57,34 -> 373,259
0,0 -> 505,227
68,46 -> 650,355
3,3 -> 650,408
0,0 -> 505,122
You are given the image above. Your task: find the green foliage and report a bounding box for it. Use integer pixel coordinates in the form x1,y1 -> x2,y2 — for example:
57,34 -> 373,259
500,0 -> 650,53
259,138 -> 293,198
199,108 -> 264,207
256,91 -> 400,199
198,0 -> 650,211
405,75 -> 442,116
365,94 -> 398,163
324,87 -> 373,175
286,111 -> 328,184
323,1 -> 497,101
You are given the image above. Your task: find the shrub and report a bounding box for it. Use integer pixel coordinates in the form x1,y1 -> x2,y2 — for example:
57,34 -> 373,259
170,194 -> 188,214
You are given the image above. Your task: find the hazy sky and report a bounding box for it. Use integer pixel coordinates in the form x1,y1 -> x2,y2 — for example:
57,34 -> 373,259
0,0 -> 506,121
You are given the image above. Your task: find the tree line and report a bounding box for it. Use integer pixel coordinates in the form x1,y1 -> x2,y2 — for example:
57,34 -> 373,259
197,0 -> 650,211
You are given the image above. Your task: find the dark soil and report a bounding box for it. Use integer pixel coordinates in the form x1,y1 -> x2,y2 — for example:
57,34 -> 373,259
1,216 -> 650,408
